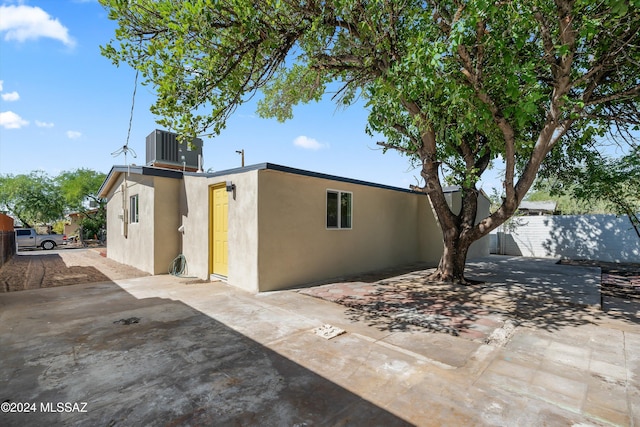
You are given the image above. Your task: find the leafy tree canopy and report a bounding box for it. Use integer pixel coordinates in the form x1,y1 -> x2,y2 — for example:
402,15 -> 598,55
0,169 -> 107,235
525,181 -> 609,215
56,168 -> 108,239
56,168 -> 107,213
101,0 -> 640,282
539,146 -> 640,236
0,171 -> 65,228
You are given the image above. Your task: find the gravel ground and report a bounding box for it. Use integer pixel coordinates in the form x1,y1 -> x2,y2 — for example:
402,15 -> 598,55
0,247 -> 148,292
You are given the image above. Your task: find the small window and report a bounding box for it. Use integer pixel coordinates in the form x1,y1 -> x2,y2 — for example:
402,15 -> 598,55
16,229 -> 31,236
130,195 -> 139,223
326,190 -> 352,229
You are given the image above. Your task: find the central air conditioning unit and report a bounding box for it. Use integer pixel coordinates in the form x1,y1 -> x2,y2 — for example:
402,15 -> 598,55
146,129 -> 203,172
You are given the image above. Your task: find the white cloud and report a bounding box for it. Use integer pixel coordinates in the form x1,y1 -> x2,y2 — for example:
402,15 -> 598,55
66,130 -> 82,139
1,91 -> 19,101
293,135 -> 327,150
0,111 -> 29,129
0,80 -> 3,91
0,5 -> 76,47
36,120 -> 54,128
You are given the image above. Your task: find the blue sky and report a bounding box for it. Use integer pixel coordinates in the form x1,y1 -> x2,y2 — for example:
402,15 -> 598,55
0,0 -> 503,191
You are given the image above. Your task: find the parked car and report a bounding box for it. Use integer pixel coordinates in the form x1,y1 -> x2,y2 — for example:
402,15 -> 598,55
15,228 -> 66,250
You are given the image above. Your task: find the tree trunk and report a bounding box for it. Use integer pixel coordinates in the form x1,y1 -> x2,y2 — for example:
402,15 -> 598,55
415,135 -> 478,284
428,224 -> 473,284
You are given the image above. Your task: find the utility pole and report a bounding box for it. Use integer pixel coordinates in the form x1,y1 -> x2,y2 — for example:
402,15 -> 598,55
235,149 -> 245,167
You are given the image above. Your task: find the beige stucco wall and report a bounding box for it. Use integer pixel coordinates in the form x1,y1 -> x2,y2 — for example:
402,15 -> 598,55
418,197 -> 444,262
255,169 -> 440,291
106,174 -> 155,274
180,168 -> 447,292
105,174 -> 181,275
152,177 -> 181,274
180,170 -> 260,292
178,175 -> 208,281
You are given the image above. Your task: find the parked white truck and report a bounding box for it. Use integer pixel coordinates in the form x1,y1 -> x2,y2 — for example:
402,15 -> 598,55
15,228 -> 66,250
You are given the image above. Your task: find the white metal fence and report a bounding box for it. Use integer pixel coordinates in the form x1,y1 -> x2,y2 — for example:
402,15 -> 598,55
490,214 -> 640,263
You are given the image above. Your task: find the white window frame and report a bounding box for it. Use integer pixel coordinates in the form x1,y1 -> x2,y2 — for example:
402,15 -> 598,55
129,194 -> 139,224
326,189 -> 352,230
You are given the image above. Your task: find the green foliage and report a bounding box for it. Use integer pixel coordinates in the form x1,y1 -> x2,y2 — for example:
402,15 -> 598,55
549,147 -> 639,232
0,171 -> 66,228
79,215 -> 105,240
100,0 -> 311,138
0,169 -> 107,235
573,150 -> 639,214
52,220 -> 66,235
56,169 -> 107,240
526,183 -> 609,215
56,169 -> 106,212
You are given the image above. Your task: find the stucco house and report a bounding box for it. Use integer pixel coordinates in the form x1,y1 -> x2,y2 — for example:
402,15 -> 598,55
64,209 -> 100,239
98,162 -> 490,292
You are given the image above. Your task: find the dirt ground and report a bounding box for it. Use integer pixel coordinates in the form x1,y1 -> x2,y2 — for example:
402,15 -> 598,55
0,247 -> 148,292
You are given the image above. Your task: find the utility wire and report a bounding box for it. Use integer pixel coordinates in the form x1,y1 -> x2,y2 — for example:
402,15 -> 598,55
111,59 -> 140,174
125,66 -> 139,150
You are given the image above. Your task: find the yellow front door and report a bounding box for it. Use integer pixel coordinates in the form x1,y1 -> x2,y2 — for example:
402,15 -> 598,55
210,184 -> 228,277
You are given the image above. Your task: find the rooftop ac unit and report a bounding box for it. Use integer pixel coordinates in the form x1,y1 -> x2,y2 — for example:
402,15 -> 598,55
146,129 -> 203,171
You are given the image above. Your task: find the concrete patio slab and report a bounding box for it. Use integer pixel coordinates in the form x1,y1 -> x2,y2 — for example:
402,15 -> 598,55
0,280 -> 412,426
464,256 -> 602,308
1,255 -> 638,426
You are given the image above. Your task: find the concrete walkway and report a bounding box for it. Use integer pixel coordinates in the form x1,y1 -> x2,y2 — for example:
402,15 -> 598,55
1,257 -> 639,426
465,256 -> 603,307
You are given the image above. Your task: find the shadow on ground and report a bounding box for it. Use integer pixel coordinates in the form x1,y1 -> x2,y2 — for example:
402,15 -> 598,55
300,258 -> 639,341
0,282 -> 410,426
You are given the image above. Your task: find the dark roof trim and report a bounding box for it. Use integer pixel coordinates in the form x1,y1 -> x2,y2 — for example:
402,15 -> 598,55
100,162 -> 473,198
118,165 -> 183,179
98,165 -> 183,197
267,163 -> 422,194
186,162 -> 426,195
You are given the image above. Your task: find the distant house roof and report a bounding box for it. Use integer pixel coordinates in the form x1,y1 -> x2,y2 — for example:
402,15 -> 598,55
518,200 -> 558,215
68,208 -> 99,219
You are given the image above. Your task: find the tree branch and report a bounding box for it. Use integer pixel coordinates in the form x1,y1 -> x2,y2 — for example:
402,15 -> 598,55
584,84 -> 640,106
376,141 -> 413,154
534,11 -> 558,71
457,44 -> 517,204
